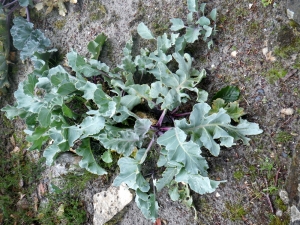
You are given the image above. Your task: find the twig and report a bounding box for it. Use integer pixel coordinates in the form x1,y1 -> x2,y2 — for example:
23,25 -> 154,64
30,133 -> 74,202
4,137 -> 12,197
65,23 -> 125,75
262,192 -> 274,214
263,178 -> 274,213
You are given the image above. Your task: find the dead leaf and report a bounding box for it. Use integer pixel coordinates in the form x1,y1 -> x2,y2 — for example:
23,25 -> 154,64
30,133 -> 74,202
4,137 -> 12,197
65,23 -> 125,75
10,146 -> 20,155
37,183 -> 47,198
262,47 -> 276,62
10,136 -> 16,147
265,51 -> 276,62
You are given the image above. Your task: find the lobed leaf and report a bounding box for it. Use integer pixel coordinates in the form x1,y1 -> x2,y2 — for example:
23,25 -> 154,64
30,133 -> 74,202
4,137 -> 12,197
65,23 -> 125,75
76,138 -> 107,175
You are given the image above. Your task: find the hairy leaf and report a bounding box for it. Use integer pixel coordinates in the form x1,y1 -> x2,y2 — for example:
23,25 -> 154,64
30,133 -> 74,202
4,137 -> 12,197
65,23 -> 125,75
87,33 -> 107,59
157,127 -> 208,175
98,130 -> 139,156
113,157 -> 149,192
175,168 -> 222,195
11,17 -> 51,60
136,190 -> 159,222
137,23 -> 155,40
170,18 -> 185,31
176,102 -> 262,156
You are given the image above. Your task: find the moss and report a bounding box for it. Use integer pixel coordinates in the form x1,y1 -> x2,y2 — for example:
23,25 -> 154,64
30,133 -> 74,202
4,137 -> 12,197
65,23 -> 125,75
275,131 -> 293,144
224,202 -> 247,221
274,197 -> 288,211
269,215 -> 290,225
54,19 -> 66,30
233,170 -> 244,180
0,148 -> 45,224
88,2 -> 107,21
151,15 -> 170,36
234,7 -> 249,18
264,65 -> 288,84
274,26 -> 300,59
247,20 -> 260,33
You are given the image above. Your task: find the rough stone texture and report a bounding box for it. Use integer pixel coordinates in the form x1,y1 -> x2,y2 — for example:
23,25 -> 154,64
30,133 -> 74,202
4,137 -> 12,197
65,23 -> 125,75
287,0 -> 300,25
93,183 -> 133,225
42,152 -> 84,191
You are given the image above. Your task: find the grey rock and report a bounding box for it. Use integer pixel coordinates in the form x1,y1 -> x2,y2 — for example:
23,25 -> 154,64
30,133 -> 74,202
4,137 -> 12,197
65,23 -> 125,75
276,209 -> 283,217
279,190 -> 289,205
291,206 -> 300,223
93,183 -> 133,225
287,0 -> 300,25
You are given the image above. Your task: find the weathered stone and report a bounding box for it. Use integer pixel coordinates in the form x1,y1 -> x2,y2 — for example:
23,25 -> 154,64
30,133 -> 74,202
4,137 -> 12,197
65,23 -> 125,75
287,0 -> 300,25
93,183 -> 133,225
279,190 -> 289,205
291,206 -> 300,224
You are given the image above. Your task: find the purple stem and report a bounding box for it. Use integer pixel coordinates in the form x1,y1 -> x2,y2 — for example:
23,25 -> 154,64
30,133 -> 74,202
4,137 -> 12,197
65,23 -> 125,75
172,112 -> 191,117
159,127 -> 172,131
2,0 -> 17,8
170,107 -> 179,114
156,109 -> 167,127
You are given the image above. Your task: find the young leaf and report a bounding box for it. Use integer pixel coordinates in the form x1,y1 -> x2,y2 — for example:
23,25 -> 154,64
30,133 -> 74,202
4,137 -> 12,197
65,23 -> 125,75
176,102 -> 262,156
137,23 -> 155,40
134,118 -> 152,139
76,138 -> 107,175
87,33 -> 107,59
210,8 -> 217,21
197,16 -> 210,26
113,157 -> 150,192
11,17 -> 51,60
187,0 -> 198,12
98,130 -> 139,156
67,116 -> 105,145
38,106 -> 51,127
175,168 -> 222,195
184,27 -> 201,43
101,150 -> 113,163
170,18 -> 185,31
212,86 -> 240,103
155,167 -> 178,192
135,190 -> 159,222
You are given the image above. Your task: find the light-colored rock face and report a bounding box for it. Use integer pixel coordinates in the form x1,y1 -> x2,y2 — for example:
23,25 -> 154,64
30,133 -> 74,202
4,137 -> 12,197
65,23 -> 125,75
287,0 -> 300,25
93,183 -> 133,225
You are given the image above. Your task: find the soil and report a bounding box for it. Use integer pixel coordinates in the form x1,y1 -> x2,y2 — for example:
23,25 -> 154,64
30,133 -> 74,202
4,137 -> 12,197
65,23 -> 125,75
1,0 -> 299,224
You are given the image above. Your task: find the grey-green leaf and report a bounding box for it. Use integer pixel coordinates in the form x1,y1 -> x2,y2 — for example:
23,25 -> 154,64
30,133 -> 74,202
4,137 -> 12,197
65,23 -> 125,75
170,18 -> 185,31
87,33 -> 107,59
76,138 -> 107,175
137,23 -> 155,40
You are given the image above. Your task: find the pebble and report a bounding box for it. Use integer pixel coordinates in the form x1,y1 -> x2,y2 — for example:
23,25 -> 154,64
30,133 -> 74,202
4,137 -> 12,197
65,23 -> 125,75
280,108 -> 294,115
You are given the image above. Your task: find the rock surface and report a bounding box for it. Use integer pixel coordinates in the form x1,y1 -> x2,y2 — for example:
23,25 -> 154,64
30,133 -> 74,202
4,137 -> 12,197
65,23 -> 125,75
287,0 -> 300,25
93,183 -> 133,225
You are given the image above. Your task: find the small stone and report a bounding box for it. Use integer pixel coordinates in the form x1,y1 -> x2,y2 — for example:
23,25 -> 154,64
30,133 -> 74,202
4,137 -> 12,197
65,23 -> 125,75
231,51 -> 238,57
276,209 -> 283,217
280,108 -> 294,115
215,192 -> 221,198
279,190 -> 289,205
291,205 -> 300,222
93,183 -> 133,224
